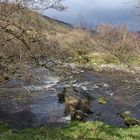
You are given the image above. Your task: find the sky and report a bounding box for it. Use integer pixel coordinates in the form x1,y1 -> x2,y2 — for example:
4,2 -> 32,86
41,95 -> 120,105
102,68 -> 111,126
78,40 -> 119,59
44,0 -> 140,31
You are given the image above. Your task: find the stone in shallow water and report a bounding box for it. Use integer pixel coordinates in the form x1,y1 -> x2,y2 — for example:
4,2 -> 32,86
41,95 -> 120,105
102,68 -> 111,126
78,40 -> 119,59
103,83 -> 109,88
56,115 -> 71,123
121,111 -> 140,126
58,92 -> 65,102
98,96 -> 107,104
73,110 -> 88,121
58,86 -> 93,121
124,117 -> 140,126
122,111 -> 131,118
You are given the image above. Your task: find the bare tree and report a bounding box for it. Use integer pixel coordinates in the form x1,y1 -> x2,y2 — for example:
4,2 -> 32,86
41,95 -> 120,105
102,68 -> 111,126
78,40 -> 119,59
0,0 -> 66,47
22,0 -> 66,11
0,0 -> 66,11
0,0 -> 66,81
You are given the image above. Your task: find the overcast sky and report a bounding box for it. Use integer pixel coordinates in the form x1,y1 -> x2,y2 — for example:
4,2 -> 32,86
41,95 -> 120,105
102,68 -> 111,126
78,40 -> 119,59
44,0 -> 140,31
63,0 -> 133,9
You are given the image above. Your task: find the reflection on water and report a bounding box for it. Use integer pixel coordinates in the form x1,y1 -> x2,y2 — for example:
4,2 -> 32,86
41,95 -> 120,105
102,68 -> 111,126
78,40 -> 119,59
44,0 -> 140,31
0,68 -> 66,128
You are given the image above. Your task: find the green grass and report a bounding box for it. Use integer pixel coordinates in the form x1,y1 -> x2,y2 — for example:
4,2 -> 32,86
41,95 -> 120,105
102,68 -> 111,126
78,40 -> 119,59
127,56 -> 140,65
0,121 -> 140,140
74,52 -> 121,65
74,52 -> 140,67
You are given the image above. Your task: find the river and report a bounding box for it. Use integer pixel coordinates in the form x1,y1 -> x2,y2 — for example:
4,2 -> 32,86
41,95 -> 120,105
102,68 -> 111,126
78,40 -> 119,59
0,65 -> 140,128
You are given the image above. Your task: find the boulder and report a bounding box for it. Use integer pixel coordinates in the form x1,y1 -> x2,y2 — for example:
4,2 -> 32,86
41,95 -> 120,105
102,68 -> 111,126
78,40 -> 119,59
58,86 -> 93,121
124,117 -> 140,126
79,99 -> 92,114
121,111 -> 140,126
73,110 -> 88,121
58,92 -> 65,102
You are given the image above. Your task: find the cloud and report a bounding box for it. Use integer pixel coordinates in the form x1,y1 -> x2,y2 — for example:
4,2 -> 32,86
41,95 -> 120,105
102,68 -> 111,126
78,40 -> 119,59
44,0 -> 139,31
64,0 -> 133,10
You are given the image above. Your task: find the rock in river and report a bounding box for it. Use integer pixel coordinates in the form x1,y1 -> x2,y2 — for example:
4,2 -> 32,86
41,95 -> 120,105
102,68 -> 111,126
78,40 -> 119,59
58,86 -> 93,121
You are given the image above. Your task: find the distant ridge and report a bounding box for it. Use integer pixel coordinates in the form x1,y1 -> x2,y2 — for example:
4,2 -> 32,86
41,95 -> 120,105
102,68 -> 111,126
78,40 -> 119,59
42,15 -> 73,28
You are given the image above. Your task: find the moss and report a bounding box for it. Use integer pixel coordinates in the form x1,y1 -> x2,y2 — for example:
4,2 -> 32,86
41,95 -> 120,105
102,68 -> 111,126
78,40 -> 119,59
78,53 -> 121,65
122,111 -> 131,118
127,56 -> 140,65
98,96 -> 107,104
75,52 -> 140,66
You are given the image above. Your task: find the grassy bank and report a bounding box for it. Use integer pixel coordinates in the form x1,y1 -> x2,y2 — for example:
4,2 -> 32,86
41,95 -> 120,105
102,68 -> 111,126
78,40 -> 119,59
0,122 -> 140,140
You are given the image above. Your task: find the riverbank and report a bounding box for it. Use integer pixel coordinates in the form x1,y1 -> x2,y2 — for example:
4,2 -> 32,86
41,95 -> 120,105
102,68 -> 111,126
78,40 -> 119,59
0,121 -> 140,140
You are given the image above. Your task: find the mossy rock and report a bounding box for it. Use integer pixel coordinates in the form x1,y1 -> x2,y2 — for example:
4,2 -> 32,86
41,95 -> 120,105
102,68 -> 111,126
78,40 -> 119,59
58,87 -> 68,102
124,117 -> 140,126
98,96 -> 107,104
79,99 -> 92,114
58,92 -> 66,102
64,95 -> 79,116
65,105 -> 76,116
3,75 -> 10,80
122,111 -> 131,118
0,75 -> 5,82
73,110 -> 87,121
58,86 -> 93,120
65,96 -> 79,106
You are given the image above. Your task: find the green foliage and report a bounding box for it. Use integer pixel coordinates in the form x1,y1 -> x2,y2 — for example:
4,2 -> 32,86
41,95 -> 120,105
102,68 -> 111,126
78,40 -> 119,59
127,56 -> 140,65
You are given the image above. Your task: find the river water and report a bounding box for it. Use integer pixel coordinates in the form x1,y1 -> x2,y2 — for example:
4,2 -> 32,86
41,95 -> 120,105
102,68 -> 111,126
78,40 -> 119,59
45,0 -> 140,31
0,65 -> 140,128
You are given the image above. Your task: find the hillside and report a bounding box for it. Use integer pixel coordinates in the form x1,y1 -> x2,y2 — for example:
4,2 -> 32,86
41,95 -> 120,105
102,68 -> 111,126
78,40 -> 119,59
0,2 -> 140,140
1,3 -> 140,81
0,3 -> 72,81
